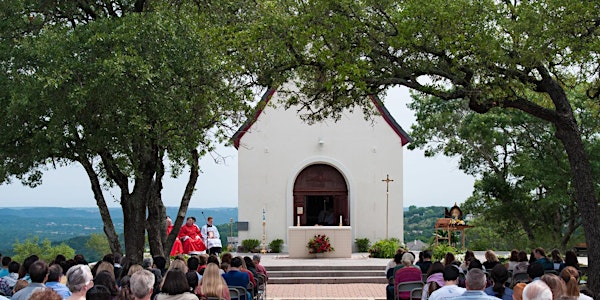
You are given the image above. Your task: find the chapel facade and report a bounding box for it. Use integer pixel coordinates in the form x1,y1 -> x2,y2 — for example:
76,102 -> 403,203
233,85 -> 411,252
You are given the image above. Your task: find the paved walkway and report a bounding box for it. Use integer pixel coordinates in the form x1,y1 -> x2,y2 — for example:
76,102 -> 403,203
266,284 -> 386,300
258,253 -> 388,300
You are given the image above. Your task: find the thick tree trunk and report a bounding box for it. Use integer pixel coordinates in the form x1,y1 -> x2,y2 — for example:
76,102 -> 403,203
122,188 -> 149,263
554,121 -> 600,297
78,158 -> 122,255
535,75 -> 600,297
147,193 -> 165,258
147,159 -> 166,258
539,82 -> 599,297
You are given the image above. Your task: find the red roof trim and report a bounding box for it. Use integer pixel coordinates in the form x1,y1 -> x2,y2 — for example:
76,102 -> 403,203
369,95 -> 412,146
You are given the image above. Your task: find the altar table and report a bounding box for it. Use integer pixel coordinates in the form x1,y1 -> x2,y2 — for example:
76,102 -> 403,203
288,226 -> 352,258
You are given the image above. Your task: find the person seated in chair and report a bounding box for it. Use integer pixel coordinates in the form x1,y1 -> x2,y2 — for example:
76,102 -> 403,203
429,265 -> 465,300
394,253 -> 422,300
178,217 -> 207,255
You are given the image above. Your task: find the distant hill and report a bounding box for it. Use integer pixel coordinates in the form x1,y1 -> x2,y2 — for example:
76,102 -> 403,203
0,205 -> 443,257
403,206 -> 447,246
0,207 -> 237,257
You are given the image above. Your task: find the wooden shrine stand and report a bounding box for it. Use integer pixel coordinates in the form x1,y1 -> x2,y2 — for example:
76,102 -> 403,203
434,218 -> 474,250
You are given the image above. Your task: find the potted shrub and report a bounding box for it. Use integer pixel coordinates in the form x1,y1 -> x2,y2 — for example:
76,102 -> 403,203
355,238 -> 370,252
269,239 -> 284,253
241,239 -> 261,253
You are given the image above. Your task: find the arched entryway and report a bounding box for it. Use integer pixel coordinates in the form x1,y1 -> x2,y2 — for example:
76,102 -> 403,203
293,164 -> 349,226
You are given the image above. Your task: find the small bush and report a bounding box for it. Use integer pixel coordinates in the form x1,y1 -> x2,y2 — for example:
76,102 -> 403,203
369,238 -> 404,258
355,238 -> 370,252
269,239 -> 284,253
432,244 -> 459,261
241,239 -> 261,252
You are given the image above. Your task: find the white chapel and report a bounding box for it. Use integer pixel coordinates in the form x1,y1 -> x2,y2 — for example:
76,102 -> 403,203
233,85 -> 411,257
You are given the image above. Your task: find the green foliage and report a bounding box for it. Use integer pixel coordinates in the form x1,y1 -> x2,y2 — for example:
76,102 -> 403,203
404,206 -> 447,244
355,238 -> 370,252
431,244 -> 459,262
0,1 -> 256,260
369,238 -> 404,259
86,233 -> 111,260
407,90 -> 598,248
269,239 -> 284,253
13,236 -> 75,263
241,239 -> 261,252
244,1 -> 600,294
216,223 -> 235,251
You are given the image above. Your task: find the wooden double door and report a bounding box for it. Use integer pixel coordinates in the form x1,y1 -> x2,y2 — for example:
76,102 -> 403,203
293,164 -> 349,226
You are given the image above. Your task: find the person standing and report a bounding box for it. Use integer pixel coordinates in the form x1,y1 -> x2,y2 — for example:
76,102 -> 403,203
178,217 -> 207,254
201,217 -> 223,256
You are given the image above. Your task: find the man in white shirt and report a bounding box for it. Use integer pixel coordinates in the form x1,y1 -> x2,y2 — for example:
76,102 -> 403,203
201,216 -> 223,255
429,265 -> 466,300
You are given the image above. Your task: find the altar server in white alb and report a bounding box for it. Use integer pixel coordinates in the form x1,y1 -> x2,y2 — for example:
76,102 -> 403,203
201,216 -> 222,255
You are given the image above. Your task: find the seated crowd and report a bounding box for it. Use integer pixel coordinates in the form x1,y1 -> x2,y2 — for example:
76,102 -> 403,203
385,247 -> 592,300
0,252 -> 269,300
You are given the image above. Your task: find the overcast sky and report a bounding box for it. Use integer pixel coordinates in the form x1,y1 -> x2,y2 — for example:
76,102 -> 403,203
0,86 -> 475,208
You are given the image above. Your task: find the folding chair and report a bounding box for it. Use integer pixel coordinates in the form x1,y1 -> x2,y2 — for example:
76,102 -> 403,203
256,274 -> 267,300
396,281 -> 424,300
228,287 -> 242,300
545,270 -> 558,275
410,287 -> 423,300
511,272 -> 530,287
229,286 -> 249,300
247,281 -> 256,300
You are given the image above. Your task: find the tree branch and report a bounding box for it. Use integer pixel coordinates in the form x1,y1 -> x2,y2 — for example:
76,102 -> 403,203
98,149 -> 129,192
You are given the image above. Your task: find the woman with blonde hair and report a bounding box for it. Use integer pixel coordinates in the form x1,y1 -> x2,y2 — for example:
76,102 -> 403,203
127,265 -> 144,277
483,250 -> 500,270
560,266 -> 593,300
199,263 -> 230,300
168,259 -> 188,273
93,261 -> 115,280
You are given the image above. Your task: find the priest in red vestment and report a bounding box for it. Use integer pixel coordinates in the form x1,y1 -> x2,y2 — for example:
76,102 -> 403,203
166,216 -> 184,256
178,217 -> 207,254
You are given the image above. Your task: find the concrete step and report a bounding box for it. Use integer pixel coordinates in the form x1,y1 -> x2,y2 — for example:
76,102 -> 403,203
266,263 -> 387,284
270,270 -> 384,278
270,276 -> 387,284
267,265 -> 384,271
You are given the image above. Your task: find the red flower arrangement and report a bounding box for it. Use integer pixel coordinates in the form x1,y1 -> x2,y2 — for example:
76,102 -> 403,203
307,234 -> 335,254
